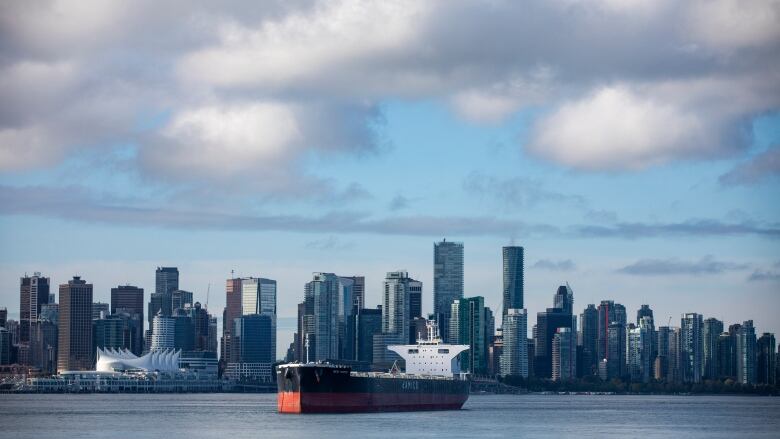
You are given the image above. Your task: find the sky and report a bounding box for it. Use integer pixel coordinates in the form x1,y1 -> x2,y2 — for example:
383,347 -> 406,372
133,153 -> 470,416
1,0 -> 779,358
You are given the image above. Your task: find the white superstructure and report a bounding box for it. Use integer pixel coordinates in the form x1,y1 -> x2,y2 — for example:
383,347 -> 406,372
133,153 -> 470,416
388,321 -> 468,376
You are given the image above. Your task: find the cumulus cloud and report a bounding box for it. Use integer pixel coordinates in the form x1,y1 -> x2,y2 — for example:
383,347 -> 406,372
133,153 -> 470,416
0,0 -> 778,184
617,255 -> 749,275
719,145 -> 780,185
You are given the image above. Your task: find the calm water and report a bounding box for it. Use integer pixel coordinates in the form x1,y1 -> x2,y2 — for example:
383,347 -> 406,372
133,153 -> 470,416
1,393 -> 779,438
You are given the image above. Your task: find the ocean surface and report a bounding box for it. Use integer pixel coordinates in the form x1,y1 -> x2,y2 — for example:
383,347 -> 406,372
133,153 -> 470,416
1,393 -> 779,438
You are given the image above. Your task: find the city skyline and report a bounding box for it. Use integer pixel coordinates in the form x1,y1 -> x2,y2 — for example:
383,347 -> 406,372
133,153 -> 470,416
0,0 -> 778,359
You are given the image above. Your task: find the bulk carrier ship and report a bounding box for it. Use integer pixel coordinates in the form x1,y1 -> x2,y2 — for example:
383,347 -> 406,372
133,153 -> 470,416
277,322 -> 470,413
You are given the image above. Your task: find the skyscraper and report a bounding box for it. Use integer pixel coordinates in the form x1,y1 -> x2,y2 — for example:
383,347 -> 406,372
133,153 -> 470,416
149,267 -> 179,327
681,313 -> 703,383
757,333 -> 776,386
453,296 -> 487,374
500,308 -> 528,377
736,320 -> 757,385
57,276 -> 93,372
310,273 -> 342,361
597,300 -> 626,365
111,285 -> 144,355
552,327 -> 576,381
353,307 -> 382,364
382,271 -> 422,345
502,246 -> 524,316
92,302 -> 109,320
636,305 -> 653,326
19,273 -> 50,344
171,289 -> 194,311
718,331 -> 734,378
606,322 -> 626,379
535,307 -> 574,378
553,284 -> 573,316
434,239 -> 464,341
703,318 -> 723,380
580,304 -> 598,376
227,314 -> 275,381
221,278 -> 243,366
150,312 -> 175,351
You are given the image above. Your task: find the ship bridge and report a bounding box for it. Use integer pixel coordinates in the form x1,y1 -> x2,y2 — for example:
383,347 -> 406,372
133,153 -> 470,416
388,321 -> 468,377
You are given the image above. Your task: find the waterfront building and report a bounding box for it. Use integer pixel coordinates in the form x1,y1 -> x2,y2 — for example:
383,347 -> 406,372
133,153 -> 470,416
452,296 -> 487,374
656,326 -> 671,380
434,239 -> 464,341
0,327 -> 11,365
342,276 -> 365,312
736,320 -> 757,384
19,273 -> 50,345
681,313 -> 703,383
30,320 -> 58,374
111,285 -> 144,354
353,307 -> 382,364
502,246 -> 524,317
637,316 -> 654,383
597,300 -> 626,366
309,273 -> 342,361
382,271 -> 422,347
580,304 -> 598,376
488,328 -> 504,376
668,327 -> 683,382
718,332 -> 734,378
92,302 -> 109,320
535,307 -> 574,378
221,278 -> 243,366
500,309 -> 528,377
703,318 -> 723,380
627,325 -> 642,381
151,313 -> 175,351
552,327 -> 576,381
239,277 -> 277,357
606,322 -> 626,379
226,314 -> 274,381
0,307 -> 6,327
757,333 -> 776,385
58,276 -> 94,372
173,309 -> 195,351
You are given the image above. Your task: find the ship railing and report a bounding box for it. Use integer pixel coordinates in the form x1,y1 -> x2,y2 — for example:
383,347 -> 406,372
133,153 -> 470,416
349,371 -> 456,380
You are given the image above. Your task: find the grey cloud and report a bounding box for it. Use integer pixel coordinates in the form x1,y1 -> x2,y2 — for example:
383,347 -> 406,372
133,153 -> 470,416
719,145 -> 780,186
573,219 -> 780,239
747,270 -> 780,282
617,256 -> 749,276
304,236 -> 354,251
463,172 -> 586,209
532,259 -> 576,271
3,185 -> 778,240
388,195 -> 412,210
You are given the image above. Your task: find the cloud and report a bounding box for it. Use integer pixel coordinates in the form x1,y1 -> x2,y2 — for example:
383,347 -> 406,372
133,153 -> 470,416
304,236 -> 354,251
532,259 -> 576,271
747,269 -> 780,282
388,195 -> 412,210
0,0 -> 778,187
3,185 -> 778,240
617,255 -> 749,275
719,145 -> 780,185
463,172 -> 585,209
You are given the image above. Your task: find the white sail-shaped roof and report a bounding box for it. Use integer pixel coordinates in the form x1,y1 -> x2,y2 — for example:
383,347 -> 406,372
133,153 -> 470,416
96,348 -> 181,373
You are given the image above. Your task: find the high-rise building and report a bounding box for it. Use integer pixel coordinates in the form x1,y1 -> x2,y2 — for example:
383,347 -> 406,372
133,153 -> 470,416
656,326 -> 672,380
453,296 -> 487,374
757,333 -> 776,386
552,327 -> 576,381
553,284 -> 573,316
580,304 -> 598,376
636,305 -> 653,326
150,312 -> 175,351
30,320 -> 58,374
703,318 -> 723,380
637,316 -> 654,383
535,307 -> 575,378
718,331 -> 734,379
597,300 -> 626,365
0,327 -> 12,365
110,285 -> 144,355
340,276 -> 365,312
94,314 -> 129,351
240,277 -> 277,358
350,307 -> 381,364
0,307 -> 7,328
221,278 -> 243,366
736,321 -> 757,385
188,302 -> 212,352
173,308 -> 195,351
502,246 -> 524,316
501,309 -> 529,377
92,302 -> 109,320
681,313 -> 703,383
227,314 -> 275,381
434,239 -> 464,341
149,267 -> 179,328
606,322 -> 626,379
309,273 -> 342,361
171,290 -> 194,311
57,276 -> 93,372
20,273 -> 50,344
382,271 -> 422,345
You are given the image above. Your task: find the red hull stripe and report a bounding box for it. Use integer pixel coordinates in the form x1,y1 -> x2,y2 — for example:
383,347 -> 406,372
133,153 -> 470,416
278,391 -> 468,413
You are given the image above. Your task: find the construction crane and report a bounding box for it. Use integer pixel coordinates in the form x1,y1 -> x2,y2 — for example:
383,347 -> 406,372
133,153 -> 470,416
205,283 -> 210,310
